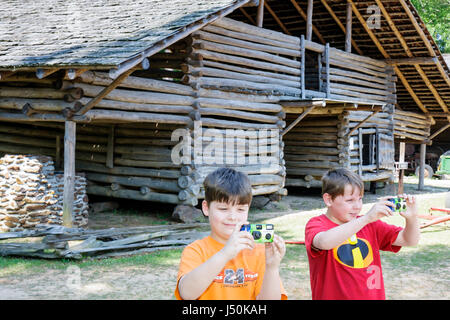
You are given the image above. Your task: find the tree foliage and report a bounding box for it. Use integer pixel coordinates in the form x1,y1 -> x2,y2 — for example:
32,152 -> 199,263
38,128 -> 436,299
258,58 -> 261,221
410,0 -> 450,53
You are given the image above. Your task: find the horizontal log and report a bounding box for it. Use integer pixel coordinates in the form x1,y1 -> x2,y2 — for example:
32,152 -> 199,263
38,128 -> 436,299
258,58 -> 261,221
85,172 -> 181,192
197,97 -> 281,113
184,65 -> 300,88
76,160 -> 181,179
193,39 -> 300,68
74,83 -> 194,105
78,97 -> 193,114
0,98 -> 75,112
199,117 -> 283,130
78,71 -> 194,95
202,60 -> 300,82
193,30 -> 300,57
87,184 -> 196,206
212,17 -> 300,46
199,107 -> 279,124
190,76 -> 301,96
202,24 -> 300,51
193,49 -> 300,76
80,109 -> 192,125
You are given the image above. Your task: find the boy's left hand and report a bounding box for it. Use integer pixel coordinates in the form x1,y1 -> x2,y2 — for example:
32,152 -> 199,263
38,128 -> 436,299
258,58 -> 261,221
264,234 -> 286,270
398,193 -> 418,220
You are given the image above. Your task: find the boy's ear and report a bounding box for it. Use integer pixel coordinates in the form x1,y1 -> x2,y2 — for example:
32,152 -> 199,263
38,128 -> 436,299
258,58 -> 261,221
202,200 -> 209,217
323,193 -> 333,207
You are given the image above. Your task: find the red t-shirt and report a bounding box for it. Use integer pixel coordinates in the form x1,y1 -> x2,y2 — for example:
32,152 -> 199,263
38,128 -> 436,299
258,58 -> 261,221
305,214 -> 403,300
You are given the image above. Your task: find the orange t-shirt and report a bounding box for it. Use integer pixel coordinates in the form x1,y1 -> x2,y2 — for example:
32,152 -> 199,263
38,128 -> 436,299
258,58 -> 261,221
174,235 -> 287,300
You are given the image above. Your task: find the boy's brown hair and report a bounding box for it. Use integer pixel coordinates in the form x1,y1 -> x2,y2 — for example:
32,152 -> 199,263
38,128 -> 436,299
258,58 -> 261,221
203,168 -> 252,207
321,168 -> 364,199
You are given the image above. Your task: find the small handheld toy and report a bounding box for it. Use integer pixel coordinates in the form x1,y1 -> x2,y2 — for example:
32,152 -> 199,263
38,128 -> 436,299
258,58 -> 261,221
240,224 -> 274,243
388,197 -> 407,213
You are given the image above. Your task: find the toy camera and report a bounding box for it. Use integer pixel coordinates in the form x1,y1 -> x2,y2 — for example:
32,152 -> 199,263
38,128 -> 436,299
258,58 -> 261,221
388,197 -> 407,213
240,224 -> 274,243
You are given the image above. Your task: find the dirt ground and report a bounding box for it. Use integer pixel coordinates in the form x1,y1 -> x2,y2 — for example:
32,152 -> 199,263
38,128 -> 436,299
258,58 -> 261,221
0,177 -> 448,300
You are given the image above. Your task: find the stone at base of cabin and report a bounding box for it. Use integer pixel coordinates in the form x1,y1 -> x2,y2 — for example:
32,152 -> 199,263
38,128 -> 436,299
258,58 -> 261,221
172,205 -> 206,223
250,196 -> 271,210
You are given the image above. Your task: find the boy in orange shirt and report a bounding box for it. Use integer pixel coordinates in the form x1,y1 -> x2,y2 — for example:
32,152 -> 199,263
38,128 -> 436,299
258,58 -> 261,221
174,168 -> 287,300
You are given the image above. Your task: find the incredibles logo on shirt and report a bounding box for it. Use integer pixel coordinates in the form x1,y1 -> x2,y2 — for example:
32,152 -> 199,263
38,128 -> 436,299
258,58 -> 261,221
332,235 -> 373,269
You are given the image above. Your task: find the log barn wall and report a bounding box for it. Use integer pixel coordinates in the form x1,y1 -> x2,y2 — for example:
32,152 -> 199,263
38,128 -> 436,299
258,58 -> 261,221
284,107 -> 396,188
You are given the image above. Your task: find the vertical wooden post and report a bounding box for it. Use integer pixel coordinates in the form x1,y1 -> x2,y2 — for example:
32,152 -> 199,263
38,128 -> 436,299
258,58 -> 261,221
306,0 -> 313,41
345,1 -> 352,52
358,127 -> 363,177
106,125 -> 115,169
300,35 -> 305,99
62,121 -> 76,227
418,143 -> 426,190
398,141 -> 405,194
257,0 -> 265,27
55,135 -> 61,170
325,43 -> 330,98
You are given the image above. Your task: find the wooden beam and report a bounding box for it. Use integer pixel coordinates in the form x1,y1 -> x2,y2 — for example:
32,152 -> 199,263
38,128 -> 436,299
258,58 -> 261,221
290,0 -> 325,44
62,121 -> 76,228
428,122 -> 450,141
306,0 -> 313,41
346,109 -> 381,137
398,0 -> 450,88
256,0 -> 264,27
75,67 -> 135,116
319,0 -> 363,55
281,105 -> 316,136
239,7 -> 256,25
348,0 -> 429,116
345,1 -> 352,53
375,0 -> 448,114
418,143 -> 426,190
265,1 -> 291,35
384,57 -> 438,65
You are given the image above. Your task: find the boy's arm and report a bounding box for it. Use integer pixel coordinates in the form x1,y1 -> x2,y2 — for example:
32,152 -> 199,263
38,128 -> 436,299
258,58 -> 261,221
392,194 -> 420,247
178,249 -> 231,300
313,215 -> 371,250
314,198 -> 394,251
178,223 -> 254,300
256,235 -> 285,300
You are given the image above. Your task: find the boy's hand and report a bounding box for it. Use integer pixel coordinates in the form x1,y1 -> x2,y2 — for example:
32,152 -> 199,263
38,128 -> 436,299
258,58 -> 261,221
264,235 -> 286,271
398,193 -> 418,220
364,196 -> 395,224
221,222 -> 255,261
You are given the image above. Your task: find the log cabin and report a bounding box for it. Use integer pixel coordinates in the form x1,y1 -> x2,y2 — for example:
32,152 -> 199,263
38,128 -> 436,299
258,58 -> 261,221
0,0 -> 449,225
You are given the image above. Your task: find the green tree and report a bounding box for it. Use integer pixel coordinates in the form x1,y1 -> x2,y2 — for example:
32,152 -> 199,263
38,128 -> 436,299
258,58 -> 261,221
411,0 -> 450,53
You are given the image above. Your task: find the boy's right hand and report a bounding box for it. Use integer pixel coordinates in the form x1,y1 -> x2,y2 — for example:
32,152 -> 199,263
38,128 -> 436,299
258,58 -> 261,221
221,222 -> 255,261
364,196 -> 395,224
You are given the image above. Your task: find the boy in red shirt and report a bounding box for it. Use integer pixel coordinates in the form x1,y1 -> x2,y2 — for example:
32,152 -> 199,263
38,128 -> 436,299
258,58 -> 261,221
305,168 -> 420,300
175,168 -> 287,300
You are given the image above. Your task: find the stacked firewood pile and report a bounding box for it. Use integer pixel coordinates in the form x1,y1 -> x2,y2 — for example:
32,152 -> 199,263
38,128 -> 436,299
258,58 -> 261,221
0,223 -> 208,260
0,154 -> 88,232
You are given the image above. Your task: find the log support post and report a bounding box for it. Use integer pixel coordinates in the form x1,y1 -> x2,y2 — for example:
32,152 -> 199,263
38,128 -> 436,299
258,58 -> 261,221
418,143 -> 426,190
345,1 -> 352,53
256,0 -> 264,27
63,121 -> 76,227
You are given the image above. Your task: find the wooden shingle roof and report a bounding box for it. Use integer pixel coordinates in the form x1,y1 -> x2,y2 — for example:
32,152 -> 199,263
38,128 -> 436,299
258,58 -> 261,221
0,0 -> 247,70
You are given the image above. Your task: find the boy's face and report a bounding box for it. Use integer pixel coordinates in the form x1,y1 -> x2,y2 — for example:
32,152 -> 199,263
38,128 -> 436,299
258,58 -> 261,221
202,200 -> 249,244
323,184 -> 363,225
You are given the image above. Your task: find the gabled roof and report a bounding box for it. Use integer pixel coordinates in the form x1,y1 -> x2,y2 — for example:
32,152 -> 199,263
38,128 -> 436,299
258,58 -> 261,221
0,0 -> 248,70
